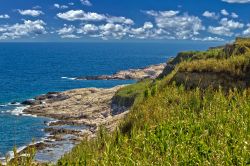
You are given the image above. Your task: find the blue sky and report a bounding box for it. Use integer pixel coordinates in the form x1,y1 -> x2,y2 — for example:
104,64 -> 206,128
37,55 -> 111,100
0,0 -> 250,42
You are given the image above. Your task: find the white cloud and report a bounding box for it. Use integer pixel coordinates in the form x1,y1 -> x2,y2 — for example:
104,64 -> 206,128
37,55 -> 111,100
144,10 -> 179,17
80,0 -> 92,6
32,6 -> 41,9
61,34 -> 80,38
208,26 -> 233,36
57,10 -> 105,21
107,16 -> 134,25
77,24 -> 99,35
222,0 -> 250,3
143,22 -> 154,29
145,10 -> 205,39
202,11 -> 219,19
221,9 -> 229,16
243,24 -> 250,36
208,18 -> 244,36
18,9 -> 44,17
57,10 -> 134,25
0,14 -> 10,19
56,10 -> 214,40
203,11 -> 215,18
231,12 -> 239,18
54,4 -> 68,9
0,20 -> 46,40
220,18 -> 244,29
57,25 -> 76,35
192,36 -> 224,41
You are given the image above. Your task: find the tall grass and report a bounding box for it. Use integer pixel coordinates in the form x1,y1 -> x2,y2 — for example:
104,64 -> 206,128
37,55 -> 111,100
58,84 -> 250,165
178,53 -> 250,77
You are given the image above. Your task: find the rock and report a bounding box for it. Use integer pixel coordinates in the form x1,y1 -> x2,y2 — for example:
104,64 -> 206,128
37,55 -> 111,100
75,63 -> 166,81
21,99 -> 40,105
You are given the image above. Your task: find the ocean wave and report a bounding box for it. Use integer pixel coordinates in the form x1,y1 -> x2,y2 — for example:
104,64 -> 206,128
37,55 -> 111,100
61,76 -> 77,80
0,104 -> 30,116
0,102 -> 21,107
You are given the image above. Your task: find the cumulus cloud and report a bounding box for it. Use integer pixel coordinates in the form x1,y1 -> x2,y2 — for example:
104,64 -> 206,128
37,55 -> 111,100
56,10 -> 218,40
0,20 -> 46,40
61,34 -> 80,38
54,4 -> 68,9
192,36 -> 224,41
145,10 -> 205,39
221,9 -> 229,16
80,0 -> 92,6
220,18 -> 244,29
0,14 -> 10,19
107,16 -> 134,25
18,9 -> 44,17
222,0 -> 250,3
208,26 -> 233,36
57,25 -> 76,35
243,24 -> 250,36
57,10 -> 105,21
202,11 -> 219,19
57,22 -> 156,40
143,22 -> 154,29
208,18 -> 244,36
231,12 -> 239,18
57,10 -> 134,25
77,24 -> 99,34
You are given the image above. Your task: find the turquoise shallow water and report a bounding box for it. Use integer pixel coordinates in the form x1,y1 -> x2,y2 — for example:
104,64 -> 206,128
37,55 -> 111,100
0,42 -> 222,158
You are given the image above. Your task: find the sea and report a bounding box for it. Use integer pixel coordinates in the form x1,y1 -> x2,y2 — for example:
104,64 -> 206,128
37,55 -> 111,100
0,41 -> 222,160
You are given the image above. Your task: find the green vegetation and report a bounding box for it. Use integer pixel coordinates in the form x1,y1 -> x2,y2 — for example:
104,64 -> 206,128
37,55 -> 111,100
112,79 -> 153,108
57,38 -> 250,165
2,145 -> 37,166
178,53 -> 250,77
58,84 -> 250,165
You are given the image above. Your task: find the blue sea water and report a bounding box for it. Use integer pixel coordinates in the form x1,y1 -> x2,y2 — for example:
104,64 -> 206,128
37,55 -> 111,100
0,42 -> 222,158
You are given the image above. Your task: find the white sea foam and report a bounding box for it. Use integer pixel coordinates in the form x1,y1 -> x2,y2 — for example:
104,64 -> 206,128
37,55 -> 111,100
46,120 -> 59,126
0,102 -> 20,107
61,76 -> 76,80
8,102 -> 21,106
9,106 -> 29,116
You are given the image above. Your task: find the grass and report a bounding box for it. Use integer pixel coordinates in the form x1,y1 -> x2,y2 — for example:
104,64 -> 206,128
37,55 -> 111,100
112,79 -> 153,108
177,53 -> 250,78
58,84 -> 250,165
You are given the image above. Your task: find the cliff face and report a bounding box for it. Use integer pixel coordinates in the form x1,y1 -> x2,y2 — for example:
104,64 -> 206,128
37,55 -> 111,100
172,71 -> 249,90
160,37 -> 250,89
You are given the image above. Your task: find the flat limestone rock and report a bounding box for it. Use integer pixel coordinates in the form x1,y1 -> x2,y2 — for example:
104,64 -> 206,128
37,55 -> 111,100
75,63 -> 166,80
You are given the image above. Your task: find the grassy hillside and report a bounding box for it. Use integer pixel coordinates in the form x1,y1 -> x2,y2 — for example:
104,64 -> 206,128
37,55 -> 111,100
59,85 -> 250,165
58,38 -> 250,165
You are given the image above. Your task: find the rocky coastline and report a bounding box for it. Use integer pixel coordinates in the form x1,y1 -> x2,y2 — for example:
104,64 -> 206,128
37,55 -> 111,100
9,63 -> 166,164
73,63 -> 166,80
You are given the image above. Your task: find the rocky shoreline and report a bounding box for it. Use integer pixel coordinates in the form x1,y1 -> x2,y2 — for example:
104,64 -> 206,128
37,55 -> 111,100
14,86 -> 127,164
73,63 -> 166,80
5,63 -> 166,164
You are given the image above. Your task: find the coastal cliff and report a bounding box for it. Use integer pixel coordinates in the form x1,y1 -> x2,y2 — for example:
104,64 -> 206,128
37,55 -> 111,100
7,38 -> 250,165
161,37 -> 250,89
57,38 -> 250,165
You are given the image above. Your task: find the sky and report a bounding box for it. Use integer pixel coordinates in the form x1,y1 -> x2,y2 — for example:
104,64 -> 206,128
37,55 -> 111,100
0,0 -> 250,42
